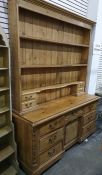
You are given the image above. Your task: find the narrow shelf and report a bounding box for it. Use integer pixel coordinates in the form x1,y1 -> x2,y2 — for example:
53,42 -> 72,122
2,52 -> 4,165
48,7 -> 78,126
0,146 -> 14,162
22,81 -> 84,95
0,126 -> 12,138
0,45 -> 7,48
1,166 -> 17,175
21,64 -> 87,69
0,87 -> 9,92
0,68 -> 8,71
0,107 -> 9,114
20,35 -> 89,48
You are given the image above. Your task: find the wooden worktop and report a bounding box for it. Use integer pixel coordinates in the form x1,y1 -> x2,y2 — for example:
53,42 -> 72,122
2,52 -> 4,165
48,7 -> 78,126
15,94 -> 99,125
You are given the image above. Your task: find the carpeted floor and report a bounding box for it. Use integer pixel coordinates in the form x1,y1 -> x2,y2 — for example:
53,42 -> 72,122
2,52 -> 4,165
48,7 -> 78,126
19,98 -> 102,175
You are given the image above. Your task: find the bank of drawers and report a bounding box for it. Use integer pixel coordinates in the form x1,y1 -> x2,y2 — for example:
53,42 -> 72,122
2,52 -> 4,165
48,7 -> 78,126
39,117 -> 64,166
80,108 -> 96,141
32,101 -> 97,168
22,93 -> 38,112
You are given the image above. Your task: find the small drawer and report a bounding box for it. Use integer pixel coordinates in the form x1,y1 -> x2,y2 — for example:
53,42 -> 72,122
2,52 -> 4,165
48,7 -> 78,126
82,121 -> 96,136
83,111 -> 96,125
40,142 -> 62,165
22,100 -> 37,111
65,109 -> 83,124
40,128 -> 64,152
65,113 -> 78,124
77,87 -> 84,92
39,117 -> 64,136
77,82 -> 85,88
22,93 -> 37,102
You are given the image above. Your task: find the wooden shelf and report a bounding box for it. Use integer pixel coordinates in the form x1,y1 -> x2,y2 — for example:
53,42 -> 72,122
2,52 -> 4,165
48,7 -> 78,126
0,126 -> 12,138
21,64 -> 87,69
0,146 -> 14,162
0,107 -> 9,114
20,35 -> 89,48
0,87 -> 9,92
0,68 -> 8,70
22,81 -> 84,95
1,166 -> 17,175
0,45 -> 7,48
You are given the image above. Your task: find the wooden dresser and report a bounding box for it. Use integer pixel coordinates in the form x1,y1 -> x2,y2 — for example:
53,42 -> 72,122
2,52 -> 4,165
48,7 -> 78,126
8,0 -> 99,174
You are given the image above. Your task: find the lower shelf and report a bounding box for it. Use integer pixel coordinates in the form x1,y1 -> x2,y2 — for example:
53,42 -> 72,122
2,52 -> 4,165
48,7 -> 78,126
0,126 -> 12,138
1,166 -> 17,175
0,146 -> 15,163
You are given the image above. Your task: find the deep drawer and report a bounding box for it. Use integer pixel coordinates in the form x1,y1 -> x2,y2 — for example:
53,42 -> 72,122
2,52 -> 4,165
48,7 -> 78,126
83,111 -> 96,125
82,121 -> 96,136
39,117 -> 64,136
40,128 -> 64,152
39,142 -> 62,165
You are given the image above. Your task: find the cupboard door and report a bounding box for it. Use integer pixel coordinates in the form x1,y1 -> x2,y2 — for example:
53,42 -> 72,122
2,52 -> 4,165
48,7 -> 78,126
65,120 -> 79,145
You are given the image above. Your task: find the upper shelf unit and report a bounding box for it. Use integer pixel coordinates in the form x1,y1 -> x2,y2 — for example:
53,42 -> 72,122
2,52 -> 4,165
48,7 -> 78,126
19,7 -> 90,47
8,0 -> 95,114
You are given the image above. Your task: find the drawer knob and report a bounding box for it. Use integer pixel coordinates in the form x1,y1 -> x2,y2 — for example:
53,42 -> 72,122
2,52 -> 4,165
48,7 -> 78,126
29,96 -> 33,100
49,124 -> 55,130
49,138 -> 53,144
48,148 -> 55,157
25,103 -> 29,108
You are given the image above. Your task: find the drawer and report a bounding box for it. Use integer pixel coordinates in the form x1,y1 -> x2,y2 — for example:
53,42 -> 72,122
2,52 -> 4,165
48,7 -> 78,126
65,109 -> 83,124
83,103 -> 96,114
83,111 -> 96,125
39,117 -> 64,136
77,87 -> 84,92
82,121 -> 96,136
77,82 -> 85,88
40,128 -> 64,152
22,100 -> 37,111
40,142 -> 62,165
22,93 -> 37,102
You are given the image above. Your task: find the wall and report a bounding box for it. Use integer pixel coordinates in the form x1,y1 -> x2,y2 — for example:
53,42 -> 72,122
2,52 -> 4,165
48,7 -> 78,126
45,0 -> 88,17
87,0 -> 102,95
0,0 -> 9,38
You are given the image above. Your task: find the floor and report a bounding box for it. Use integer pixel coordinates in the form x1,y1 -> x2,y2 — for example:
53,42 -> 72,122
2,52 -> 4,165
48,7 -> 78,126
19,98 -> 102,175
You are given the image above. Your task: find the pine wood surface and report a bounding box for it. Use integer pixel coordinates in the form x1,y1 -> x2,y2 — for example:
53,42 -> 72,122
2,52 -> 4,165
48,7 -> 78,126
21,94 -> 99,124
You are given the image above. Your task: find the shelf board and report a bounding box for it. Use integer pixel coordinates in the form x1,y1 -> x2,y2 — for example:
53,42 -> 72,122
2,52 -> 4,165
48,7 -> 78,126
0,87 -> 9,92
0,45 -> 7,48
21,64 -> 87,69
0,126 -> 12,138
22,81 -> 84,95
0,68 -> 8,70
1,166 -> 17,175
20,35 -> 89,48
0,146 -> 14,162
0,107 -> 9,114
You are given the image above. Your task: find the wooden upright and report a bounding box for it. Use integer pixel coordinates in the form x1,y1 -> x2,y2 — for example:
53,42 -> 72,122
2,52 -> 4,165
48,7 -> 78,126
0,26 -> 18,174
8,0 -> 99,174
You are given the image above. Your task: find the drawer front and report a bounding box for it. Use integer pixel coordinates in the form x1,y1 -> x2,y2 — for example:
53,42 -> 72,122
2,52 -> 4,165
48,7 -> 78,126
82,121 -> 96,136
77,87 -> 84,92
40,117 -> 64,136
22,93 -> 37,102
83,111 -> 96,125
77,82 -> 85,88
22,100 -> 37,111
40,142 -> 62,165
40,128 -> 64,152
83,103 -> 96,114
65,109 -> 83,124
